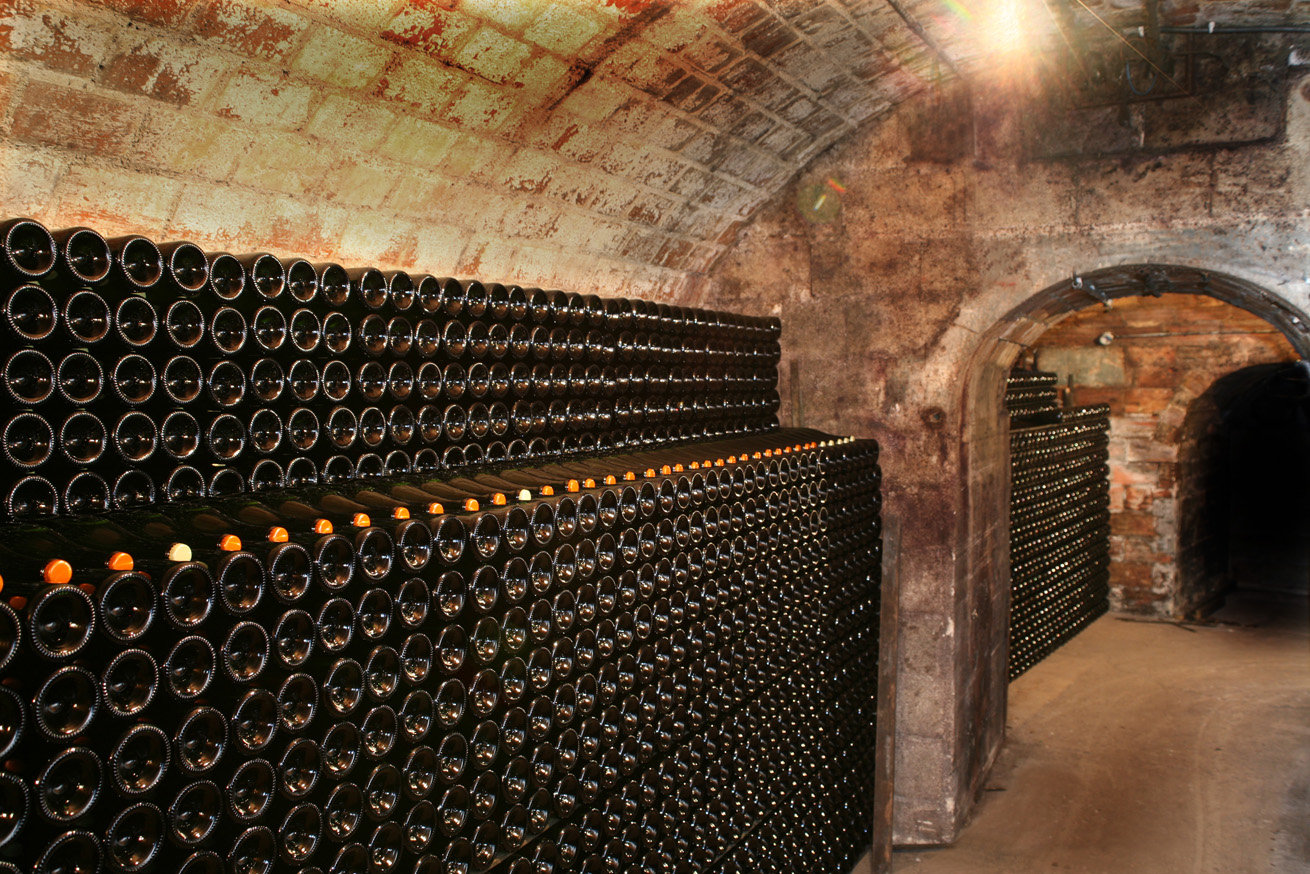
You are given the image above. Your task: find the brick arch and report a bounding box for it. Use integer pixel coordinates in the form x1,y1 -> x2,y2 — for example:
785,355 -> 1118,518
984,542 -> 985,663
987,266 -> 1310,357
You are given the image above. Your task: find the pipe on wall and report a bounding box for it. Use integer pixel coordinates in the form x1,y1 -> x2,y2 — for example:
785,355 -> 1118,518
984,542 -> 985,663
1159,25 -> 1310,34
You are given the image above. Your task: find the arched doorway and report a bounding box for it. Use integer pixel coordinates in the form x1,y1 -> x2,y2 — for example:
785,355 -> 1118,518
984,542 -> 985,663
948,264 -> 1310,828
1018,292 -> 1300,619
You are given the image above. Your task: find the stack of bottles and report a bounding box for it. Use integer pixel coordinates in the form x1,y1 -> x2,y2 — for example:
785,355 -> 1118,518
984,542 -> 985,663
1006,371 -> 1110,679
0,216 -> 882,874
0,431 -> 879,874
0,218 -> 780,518
1004,371 -> 1061,428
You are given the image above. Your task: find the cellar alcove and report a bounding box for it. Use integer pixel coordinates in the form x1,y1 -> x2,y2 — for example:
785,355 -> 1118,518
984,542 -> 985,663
950,265 -> 1310,827
1026,291 -> 1303,619
892,299 -> 1310,872
1200,361 -> 1310,603
1175,364 -> 1283,620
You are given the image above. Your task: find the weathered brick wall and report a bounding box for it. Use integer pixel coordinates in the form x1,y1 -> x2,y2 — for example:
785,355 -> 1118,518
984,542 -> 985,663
702,62 -> 1310,844
1028,295 -> 1297,616
0,0 -> 939,298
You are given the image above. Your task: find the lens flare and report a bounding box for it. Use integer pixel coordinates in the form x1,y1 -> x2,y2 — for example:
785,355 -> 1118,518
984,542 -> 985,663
943,0 -> 973,20
985,0 -> 1027,58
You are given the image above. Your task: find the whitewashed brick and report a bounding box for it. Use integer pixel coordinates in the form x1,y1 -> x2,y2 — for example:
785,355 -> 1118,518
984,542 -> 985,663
522,5 -> 605,56
214,70 -> 315,129
293,25 -> 391,90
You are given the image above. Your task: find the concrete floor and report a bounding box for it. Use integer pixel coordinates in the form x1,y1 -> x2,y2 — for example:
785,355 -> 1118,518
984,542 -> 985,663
865,590 -> 1310,874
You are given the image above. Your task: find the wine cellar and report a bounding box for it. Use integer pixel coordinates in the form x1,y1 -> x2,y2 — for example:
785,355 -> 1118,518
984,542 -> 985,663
2,1 -> 1309,871
0,219 -> 882,874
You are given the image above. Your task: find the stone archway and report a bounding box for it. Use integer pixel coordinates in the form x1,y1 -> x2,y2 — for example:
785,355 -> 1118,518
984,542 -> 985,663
935,265 -> 1310,840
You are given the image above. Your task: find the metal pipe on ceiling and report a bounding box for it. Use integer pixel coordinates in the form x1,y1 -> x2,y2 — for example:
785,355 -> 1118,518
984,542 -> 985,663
883,0 -> 963,77
1159,25 -> 1310,34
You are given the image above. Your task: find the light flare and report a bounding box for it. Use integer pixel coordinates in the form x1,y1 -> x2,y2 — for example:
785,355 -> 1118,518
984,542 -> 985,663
943,0 -> 973,20
984,0 -> 1028,59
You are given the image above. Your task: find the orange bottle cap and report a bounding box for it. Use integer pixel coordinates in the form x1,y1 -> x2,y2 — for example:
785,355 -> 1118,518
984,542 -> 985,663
703,460 -> 712,468
43,559 -> 73,586
764,449 -> 773,457
753,452 -> 762,460
727,456 -> 736,464
660,465 -> 672,476
313,519 -> 334,534
623,471 -> 636,481
492,493 -> 507,506
218,535 -> 242,552
689,462 -> 700,470
351,513 -> 370,528
715,459 -> 725,467
166,543 -> 193,562
0,575 -> 4,596
267,527 -> 289,543
107,552 -> 134,571
673,464 -> 684,473
604,475 -> 617,485
566,480 -> 579,493
8,596 -> 26,611
427,503 -> 445,516
393,507 -> 411,520
539,486 -> 554,497
583,478 -> 596,489
644,469 -> 656,479
78,583 -> 96,595
463,499 -> 479,512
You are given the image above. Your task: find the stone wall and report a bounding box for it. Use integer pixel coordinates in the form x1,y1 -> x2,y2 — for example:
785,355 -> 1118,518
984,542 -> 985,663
702,54 -> 1310,844
1028,295 -> 1297,617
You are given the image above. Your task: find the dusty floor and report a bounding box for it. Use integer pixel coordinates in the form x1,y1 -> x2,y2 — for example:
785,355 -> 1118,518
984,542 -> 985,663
859,589 -> 1310,874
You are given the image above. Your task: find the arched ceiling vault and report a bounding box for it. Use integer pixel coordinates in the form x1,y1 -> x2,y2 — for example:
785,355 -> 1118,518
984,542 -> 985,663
1,0 -> 1307,298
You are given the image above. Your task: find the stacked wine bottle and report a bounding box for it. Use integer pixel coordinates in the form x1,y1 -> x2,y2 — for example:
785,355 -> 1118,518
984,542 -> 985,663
0,429 -> 879,874
0,214 -> 881,874
0,218 -> 781,519
1004,370 -> 1061,428
1006,371 -> 1110,679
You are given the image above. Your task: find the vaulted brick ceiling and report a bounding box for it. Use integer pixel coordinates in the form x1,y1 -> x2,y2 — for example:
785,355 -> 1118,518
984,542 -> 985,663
0,0 -> 1305,299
